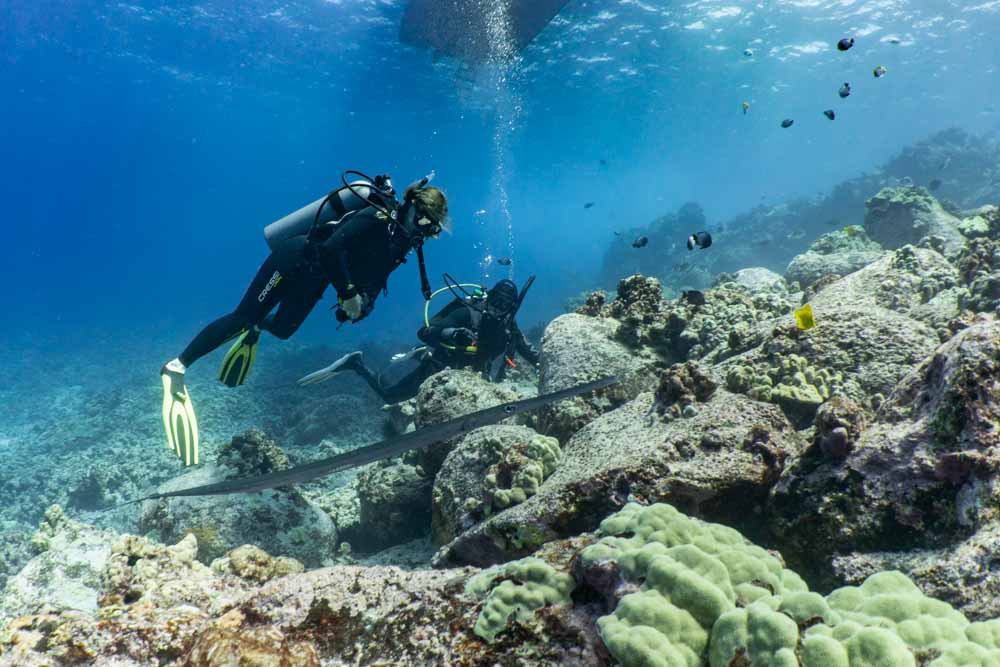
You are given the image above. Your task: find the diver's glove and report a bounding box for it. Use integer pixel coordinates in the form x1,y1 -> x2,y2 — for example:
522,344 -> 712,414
341,293 -> 368,321
442,327 -> 476,346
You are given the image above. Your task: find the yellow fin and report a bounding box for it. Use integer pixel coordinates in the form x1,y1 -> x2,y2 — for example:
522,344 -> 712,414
795,304 -> 816,330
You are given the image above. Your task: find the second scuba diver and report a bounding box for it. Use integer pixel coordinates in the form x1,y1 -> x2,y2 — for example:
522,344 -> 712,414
160,172 -> 449,466
298,277 -> 540,403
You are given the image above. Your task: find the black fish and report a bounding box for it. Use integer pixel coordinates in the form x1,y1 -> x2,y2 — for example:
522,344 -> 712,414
682,290 -> 706,306
687,231 -> 712,250
781,119 -> 795,128
599,159 -> 608,166
108,377 -> 620,506
928,179 -> 942,192
823,109 -> 836,120
839,82 -> 851,98
632,236 -> 649,248
584,202 -> 596,209
837,37 -> 854,51
496,256 -> 512,266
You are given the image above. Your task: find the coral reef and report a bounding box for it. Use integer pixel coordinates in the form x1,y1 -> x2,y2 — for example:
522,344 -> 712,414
785,226 -> 885,287
138,462 -> 337,566
864,186 -> 966,257
432,425 -> 561,546
435,388 -> 803,567
538,312 -> 657,441
354,461 -> 433,553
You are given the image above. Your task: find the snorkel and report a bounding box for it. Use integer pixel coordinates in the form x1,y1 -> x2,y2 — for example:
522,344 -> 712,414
401,170 -> 440,301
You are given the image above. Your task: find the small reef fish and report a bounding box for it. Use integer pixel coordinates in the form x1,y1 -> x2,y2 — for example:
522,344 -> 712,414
795,303 -> 816,330
632,236 -> 649,248
823,109 -> 836,120
873,65 -> 888,79
744,48 -> 754,57
474,209 -> 487,217
928,179 -> 942,192
496,256 -> 512,266
687,231 -> 712,250
781,118 -> 795,128
837,37 -> 855,52
682,290 -> 706,306
584,202 -> 595,209
839,82 -> 852,99
887,36 -> 901,45
742,101 -> 750,115
599,159 -> 608,166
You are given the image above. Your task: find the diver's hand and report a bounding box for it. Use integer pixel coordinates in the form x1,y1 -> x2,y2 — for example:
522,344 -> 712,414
341,294 -> 367,321
442,327 -> 476,346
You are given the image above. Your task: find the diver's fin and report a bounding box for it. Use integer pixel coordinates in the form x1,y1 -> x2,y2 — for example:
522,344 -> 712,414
160,365 -> 199,466
297,351 -> 363,387
218,327 -> 260,387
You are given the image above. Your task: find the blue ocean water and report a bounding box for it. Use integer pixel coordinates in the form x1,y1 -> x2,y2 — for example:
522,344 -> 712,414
4,0 -> 998,355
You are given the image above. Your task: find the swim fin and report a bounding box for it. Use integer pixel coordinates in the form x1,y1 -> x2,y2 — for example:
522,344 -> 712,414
297,350 -> 364,387
161,364 -> 199,466
218,327 -> 260,387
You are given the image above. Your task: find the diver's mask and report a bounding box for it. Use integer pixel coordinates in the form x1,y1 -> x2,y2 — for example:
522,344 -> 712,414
485,279 -> 518,318
401,201 -> 444,239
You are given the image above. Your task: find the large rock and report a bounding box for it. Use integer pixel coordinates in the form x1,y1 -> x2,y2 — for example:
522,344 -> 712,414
139,463 -> 337,566
864,186 -> 966,257
409,369 -> 520,477
768,318 -> 1000,586
538,312 -> 657,441
431,425 -> 560,546
809,245 -> 960,335
435,382 -> 805,567
784,226 -> 885,287
730,267 -> 787,293
354,461 -> 433,553
0,506 -> 115,619
718,304 -> 939,421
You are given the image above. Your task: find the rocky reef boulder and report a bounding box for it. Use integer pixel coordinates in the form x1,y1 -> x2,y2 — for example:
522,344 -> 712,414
719,305 -> 938,422
809,245 -> 960,335
538,310 -> 656,441
0,506 -> 115,619
729,267 -> 787,294
353,461 -> 433,553
431,424 -> 560,546
138,431 -> 336,566
864,186 -> 966,257
768,317 -> 1000,585
957,236 -> 1000,313
409,369 -> 519,477
785,226 -> 886,287
435,366 -> 805,567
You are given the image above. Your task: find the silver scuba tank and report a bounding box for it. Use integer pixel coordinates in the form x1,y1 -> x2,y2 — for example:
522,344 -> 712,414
263,181 -> 380,250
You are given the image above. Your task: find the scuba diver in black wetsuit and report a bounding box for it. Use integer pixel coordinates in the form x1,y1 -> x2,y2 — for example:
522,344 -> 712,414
298,277 -> 540,403
160,171 -> 450,466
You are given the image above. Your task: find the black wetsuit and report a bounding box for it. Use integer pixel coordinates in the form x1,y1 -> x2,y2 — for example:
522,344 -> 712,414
179,208 -> 414,367
355,296 -> 540,403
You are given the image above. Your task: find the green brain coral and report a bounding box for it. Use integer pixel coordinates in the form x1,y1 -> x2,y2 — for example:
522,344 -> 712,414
465,557 -> 574,643
583,503 -> 1000,667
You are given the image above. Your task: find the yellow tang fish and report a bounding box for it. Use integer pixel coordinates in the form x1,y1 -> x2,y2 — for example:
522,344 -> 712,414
795,303 -> 816,330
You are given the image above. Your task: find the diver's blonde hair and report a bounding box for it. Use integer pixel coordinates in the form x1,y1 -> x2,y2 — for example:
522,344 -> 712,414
412,187 -> 448,223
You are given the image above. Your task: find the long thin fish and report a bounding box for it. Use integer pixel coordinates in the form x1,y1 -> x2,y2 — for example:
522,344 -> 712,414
113,376 -> 618,507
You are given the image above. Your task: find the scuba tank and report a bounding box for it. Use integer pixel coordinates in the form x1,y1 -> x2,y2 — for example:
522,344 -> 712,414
263,171 -> 396,250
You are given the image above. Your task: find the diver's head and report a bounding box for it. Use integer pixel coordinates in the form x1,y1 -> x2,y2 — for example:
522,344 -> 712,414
401,185 -> 450,240
486,279 -> 518,317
